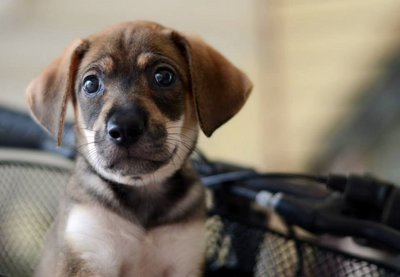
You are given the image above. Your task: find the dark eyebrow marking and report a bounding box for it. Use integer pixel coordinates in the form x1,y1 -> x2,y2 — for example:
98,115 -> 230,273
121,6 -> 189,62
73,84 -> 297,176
136,52 -> 153,69
136,52 -> 188,84
82,54 -> 116,75
137,52 -> 180,68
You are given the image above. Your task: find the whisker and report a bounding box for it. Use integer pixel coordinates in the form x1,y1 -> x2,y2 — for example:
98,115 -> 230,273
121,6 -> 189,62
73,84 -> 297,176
76,139 -> 105,150
165,138 -> 194,151
77,127 -> 96,132
166,127 -> 198,133
167,132 -> 195,141
75,122 -> 96,132
164,142 -> 184,166
164,141 -> 191,156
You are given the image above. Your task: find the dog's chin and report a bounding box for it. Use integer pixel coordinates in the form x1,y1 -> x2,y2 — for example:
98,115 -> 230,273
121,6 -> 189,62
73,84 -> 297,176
86,144 -> 180,186
105,156 -> 170,176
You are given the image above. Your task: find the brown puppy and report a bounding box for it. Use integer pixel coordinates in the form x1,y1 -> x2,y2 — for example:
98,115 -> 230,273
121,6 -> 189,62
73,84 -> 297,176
27,21 -> 252,277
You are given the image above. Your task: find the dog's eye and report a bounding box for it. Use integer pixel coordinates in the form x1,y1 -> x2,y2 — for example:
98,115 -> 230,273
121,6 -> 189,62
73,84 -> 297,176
154,67 -> 175,87
83,75 -> 103,96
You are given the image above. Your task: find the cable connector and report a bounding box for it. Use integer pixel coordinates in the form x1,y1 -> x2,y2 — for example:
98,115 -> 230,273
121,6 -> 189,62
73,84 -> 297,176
326,174 -> 394,210
255,191 -> 282,209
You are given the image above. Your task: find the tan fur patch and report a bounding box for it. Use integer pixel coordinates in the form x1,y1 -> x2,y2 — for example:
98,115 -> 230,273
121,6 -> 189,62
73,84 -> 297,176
94,99 -> 115,131
136,53 -> 153,69
96,55 -> 115,75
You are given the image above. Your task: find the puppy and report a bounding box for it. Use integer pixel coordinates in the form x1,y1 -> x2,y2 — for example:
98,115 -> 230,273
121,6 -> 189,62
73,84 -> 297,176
27,21 -> 252,277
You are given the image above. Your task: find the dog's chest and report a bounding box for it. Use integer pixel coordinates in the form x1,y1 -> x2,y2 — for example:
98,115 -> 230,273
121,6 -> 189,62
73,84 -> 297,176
65,205 -> 205,277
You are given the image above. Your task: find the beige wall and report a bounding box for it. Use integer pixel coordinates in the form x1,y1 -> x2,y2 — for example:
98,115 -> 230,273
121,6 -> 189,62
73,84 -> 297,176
264,0 -> 400,171
1,0 -> 400,171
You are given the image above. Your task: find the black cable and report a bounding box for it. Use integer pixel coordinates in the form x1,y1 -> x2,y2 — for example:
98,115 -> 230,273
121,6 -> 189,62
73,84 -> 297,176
261,190 -> 400,252
202,171 -> 257,187
202,171 -> 327,188
220,183 -> 400,252
204,170 -> 400,231
324,174 -> 400,230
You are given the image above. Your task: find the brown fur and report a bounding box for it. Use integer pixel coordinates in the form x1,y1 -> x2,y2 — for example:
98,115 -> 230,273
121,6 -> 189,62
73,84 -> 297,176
27,21 -> 252,277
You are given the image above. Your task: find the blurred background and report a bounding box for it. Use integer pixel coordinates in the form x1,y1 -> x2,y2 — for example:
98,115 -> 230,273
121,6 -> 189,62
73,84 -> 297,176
2,0 -> 400,182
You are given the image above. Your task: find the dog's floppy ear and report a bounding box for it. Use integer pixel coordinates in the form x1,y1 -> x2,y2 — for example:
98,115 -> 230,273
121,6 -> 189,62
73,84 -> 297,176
173,32 -> 253,137
26,39 -> 87,146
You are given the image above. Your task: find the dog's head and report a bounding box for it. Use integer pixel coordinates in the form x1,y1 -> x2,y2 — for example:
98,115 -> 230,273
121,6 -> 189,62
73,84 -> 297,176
26,21 -> 252,186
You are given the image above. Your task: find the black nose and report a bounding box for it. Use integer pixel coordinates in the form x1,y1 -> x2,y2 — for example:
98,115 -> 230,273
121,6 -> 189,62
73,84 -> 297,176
106,105 -> 148,146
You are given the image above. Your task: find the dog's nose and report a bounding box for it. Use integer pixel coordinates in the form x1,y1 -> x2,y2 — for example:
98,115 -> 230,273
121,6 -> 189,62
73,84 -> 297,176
106,106 -> 148,146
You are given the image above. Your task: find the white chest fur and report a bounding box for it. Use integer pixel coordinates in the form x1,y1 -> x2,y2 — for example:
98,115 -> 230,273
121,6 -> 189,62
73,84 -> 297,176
65,205 -> 205,277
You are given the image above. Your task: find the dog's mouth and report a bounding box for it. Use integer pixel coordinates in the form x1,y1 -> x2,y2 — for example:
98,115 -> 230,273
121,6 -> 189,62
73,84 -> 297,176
105,144 -> 178,174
